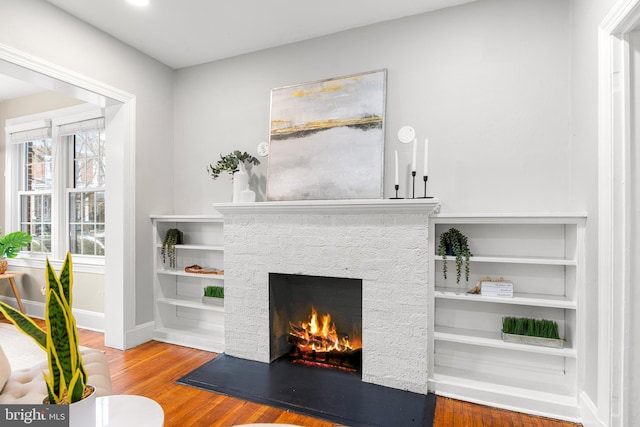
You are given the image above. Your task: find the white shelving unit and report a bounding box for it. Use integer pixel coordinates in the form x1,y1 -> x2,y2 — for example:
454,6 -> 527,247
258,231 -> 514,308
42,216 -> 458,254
428,214 -> 586,422
151,215 -> 225,352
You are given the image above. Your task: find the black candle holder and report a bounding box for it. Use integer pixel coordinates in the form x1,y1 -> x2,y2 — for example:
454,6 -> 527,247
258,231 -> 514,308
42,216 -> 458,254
411,171 -> 417,199
390,184 -> 404,199
418,175 -> 434,199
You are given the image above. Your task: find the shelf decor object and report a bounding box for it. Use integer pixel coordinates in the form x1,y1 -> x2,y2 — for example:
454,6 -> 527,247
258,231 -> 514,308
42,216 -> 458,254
202,285 -> 224,305
437,227 -> 472,283
161,228 -> 183,269
207,151 -> 260,203
501,316 -> 563,349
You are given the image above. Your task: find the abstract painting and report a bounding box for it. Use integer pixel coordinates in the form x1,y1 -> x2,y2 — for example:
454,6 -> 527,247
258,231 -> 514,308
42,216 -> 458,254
267,70 -> 386,201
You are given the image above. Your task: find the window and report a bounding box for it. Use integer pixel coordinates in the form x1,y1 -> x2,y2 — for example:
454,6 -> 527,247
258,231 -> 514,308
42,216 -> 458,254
69,129 -> 106,256
5,105 -> 106,269
20,138 -> 53,253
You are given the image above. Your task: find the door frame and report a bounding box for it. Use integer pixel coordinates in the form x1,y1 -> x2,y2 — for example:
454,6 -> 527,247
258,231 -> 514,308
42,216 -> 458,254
0,42 -> 137,350
598,1 -> 640,425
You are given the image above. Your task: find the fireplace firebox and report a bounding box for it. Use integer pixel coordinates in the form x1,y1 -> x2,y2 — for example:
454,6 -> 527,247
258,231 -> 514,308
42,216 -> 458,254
269,273 -> 362,373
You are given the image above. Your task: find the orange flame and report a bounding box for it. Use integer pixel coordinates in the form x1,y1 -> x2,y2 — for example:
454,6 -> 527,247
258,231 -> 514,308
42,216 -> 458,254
295,307 -> 355,352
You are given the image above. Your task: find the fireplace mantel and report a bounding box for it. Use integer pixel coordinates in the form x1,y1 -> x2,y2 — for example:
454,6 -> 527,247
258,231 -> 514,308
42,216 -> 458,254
214,198 -> 440,215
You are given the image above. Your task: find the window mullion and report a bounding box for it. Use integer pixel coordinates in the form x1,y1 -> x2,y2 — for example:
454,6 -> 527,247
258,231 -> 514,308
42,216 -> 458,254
51,132 -> 69,260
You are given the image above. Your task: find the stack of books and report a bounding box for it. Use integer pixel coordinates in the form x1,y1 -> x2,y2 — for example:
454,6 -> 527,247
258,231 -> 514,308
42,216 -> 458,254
480,280 -> 513,297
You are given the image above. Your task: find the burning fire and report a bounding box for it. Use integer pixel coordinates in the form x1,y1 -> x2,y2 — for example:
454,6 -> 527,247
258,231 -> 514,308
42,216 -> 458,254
289,307 -> 357,352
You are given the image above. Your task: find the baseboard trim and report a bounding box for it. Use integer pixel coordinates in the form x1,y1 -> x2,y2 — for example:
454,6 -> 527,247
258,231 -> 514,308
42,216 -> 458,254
0,296 -> 104,331
580,391 -> 607,427
126,321 -> 155,348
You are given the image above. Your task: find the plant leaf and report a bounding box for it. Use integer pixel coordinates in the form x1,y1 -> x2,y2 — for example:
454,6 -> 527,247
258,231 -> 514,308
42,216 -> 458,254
0,302 -> 46,350
0,231 -> 32,258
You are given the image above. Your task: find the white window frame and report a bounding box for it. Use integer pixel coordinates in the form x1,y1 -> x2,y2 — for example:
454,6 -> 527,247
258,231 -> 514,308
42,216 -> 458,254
5,104 -> 105,273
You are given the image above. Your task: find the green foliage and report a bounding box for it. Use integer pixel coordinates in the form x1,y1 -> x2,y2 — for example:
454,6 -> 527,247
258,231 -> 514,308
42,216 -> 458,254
207,150 -> 261,180
203,286 -> 224,298
502,316 -> 560,340
161,228 -> 183,269
437,228 -> 472,283
0,229 -> 32,258
0,253 -> 89,404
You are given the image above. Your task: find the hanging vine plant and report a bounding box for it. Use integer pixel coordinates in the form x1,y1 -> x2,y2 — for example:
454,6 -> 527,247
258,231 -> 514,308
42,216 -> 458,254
161,228 -> 184,269
437,228 -> 472,283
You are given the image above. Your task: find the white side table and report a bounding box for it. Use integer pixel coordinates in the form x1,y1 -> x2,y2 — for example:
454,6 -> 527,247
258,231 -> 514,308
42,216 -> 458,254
96,395 -> 164,427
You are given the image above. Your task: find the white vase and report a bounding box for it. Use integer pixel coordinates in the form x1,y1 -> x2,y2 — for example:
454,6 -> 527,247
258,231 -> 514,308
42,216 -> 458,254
239,181 -> 256,203
69,385 -> 96,427
232,163 -> 249,203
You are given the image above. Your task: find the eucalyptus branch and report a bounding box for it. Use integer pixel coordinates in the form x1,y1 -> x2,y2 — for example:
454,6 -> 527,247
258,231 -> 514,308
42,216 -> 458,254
207,150 -> 261,180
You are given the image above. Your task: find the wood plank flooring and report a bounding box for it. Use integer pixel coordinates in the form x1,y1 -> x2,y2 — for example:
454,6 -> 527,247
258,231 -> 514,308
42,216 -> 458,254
4,318 -> 582,426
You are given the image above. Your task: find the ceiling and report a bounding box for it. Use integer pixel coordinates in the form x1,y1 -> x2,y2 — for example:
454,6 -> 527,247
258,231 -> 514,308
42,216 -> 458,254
44,0 -> 474,70
0,0 -> 473,100
0,75 -> 43,101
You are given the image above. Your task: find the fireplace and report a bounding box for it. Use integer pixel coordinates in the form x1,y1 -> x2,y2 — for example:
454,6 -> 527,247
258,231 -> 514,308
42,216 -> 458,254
269,273 -> 362,372
215,199 -> 440,394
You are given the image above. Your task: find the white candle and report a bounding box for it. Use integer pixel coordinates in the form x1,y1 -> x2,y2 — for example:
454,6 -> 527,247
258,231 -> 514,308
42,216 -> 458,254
423,137 -> 429,177
412,138 -> 417,172
394,150 -> 399,185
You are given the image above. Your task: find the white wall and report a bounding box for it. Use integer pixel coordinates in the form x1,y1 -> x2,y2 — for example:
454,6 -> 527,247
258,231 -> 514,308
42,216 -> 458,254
174,0 -> 572,214
0,0 -> 174,326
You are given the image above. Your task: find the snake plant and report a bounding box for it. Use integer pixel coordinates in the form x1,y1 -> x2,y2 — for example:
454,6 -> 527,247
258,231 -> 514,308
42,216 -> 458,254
0,253 -> 90,404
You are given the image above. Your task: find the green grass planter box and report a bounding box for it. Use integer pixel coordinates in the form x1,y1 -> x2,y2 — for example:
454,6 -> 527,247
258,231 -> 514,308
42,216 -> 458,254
202,286 -> 224,305
501,316 -> 564,349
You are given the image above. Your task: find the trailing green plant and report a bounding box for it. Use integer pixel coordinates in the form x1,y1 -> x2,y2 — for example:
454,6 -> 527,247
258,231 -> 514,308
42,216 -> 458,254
0,253 -> 91,404
437,228 -> 472,283
502,316 -> 560,340
0,229 -> 32,258
203,285 -> 224,298
161,228 -> 183,269
207,150 -> 261,180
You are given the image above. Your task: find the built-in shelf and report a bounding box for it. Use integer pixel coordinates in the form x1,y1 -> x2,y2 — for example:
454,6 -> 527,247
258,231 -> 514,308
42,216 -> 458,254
434,326 -> 576,358
434,288 -> 576,309
429,214 -> 586,422
150,214 -> 223,223
151,215 -> 225,353
155,243 -> 224,251
434,255 -> 577,266
157,296 -> 224,312
154,325 -> 224,353
157,269 -> 225,280
430,372 -> 578,421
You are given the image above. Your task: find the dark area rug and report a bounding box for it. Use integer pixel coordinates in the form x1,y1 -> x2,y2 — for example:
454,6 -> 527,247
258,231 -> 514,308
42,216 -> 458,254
177,354 -> 435,427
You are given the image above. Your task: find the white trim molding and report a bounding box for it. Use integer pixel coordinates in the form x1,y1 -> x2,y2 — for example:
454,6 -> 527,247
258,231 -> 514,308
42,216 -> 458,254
214,198 -> 441,215
598,1 -> 640,425
0,43 -> 137,351
0,295 -> 105,332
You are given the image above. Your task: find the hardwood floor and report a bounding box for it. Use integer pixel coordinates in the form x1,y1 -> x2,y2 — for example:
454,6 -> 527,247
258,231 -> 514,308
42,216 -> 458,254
5,318 -> 582,426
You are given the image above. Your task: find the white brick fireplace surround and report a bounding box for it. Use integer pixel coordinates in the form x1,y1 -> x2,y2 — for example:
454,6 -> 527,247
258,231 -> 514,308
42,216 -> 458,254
214,199 -> 440,394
